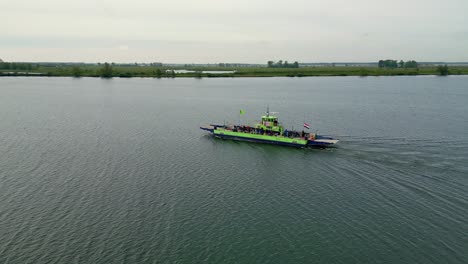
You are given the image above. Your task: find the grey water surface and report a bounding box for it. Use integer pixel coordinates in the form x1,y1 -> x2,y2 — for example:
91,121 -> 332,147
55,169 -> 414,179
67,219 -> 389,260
0,76 -> 467,263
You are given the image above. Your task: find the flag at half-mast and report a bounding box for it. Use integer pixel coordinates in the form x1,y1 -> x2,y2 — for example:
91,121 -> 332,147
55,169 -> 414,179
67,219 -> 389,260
303,122 -> 310,129
240,109 -> 245,115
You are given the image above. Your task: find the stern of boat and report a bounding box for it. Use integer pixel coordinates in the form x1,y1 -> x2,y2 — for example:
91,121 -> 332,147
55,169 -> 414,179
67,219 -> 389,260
307,135 -> 339,147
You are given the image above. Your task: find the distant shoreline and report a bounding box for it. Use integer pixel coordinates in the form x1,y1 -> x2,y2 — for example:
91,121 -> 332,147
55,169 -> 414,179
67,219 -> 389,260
1,65 -> 467,78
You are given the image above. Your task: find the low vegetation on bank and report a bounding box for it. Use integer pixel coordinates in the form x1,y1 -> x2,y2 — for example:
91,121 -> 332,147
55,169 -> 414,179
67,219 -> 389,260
1,61 -> 467,78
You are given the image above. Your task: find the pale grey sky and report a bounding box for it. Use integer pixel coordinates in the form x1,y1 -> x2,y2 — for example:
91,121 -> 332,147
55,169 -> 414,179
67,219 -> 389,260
2,0 -> 468,63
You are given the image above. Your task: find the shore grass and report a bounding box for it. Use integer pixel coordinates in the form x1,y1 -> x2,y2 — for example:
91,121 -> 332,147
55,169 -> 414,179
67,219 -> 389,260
2,65 -> 468,78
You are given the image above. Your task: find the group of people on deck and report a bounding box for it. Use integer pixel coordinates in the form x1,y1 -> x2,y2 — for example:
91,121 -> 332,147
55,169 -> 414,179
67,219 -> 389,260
232,125 -> 273,135
283,129 -> 304,138
230,125 -> 313,139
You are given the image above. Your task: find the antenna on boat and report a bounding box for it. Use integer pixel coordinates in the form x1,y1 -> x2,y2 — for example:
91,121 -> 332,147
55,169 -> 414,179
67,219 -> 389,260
266,105 -> 270,117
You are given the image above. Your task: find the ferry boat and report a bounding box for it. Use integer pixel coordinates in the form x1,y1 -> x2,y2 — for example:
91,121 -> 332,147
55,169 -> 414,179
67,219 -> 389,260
200,109 -> 338,148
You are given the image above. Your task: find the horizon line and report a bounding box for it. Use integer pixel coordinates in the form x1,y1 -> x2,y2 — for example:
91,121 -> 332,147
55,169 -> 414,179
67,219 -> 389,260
2,60 -> 468,65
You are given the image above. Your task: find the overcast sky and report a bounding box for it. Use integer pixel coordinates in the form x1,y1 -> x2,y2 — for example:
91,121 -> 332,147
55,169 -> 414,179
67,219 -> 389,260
2,0 -> 468,63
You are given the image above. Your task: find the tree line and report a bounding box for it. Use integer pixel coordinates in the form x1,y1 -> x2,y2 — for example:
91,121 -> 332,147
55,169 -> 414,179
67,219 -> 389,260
436,65 -> 449,76
267,60 -> 299,68
378,60 -> 418,68
378,59 -> 451,75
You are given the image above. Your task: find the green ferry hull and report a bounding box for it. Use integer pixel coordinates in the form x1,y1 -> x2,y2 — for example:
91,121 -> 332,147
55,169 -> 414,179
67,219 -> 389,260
213,128 -> 308,147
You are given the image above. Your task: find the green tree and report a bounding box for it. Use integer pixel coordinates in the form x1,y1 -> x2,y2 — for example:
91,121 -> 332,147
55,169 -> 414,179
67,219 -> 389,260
399,60 -> 404,68
100,62 -> 113,78
267,61 -> 274,68
378,59 -> 398,68
436,65 -> 449,76
378,60 -> 384,68
155,69 -> 162,78
293,61 -> 299,68
404,60 -> 418,68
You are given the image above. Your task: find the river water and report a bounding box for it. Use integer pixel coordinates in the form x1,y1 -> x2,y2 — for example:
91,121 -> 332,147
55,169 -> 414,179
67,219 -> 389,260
0,76 -> 467,263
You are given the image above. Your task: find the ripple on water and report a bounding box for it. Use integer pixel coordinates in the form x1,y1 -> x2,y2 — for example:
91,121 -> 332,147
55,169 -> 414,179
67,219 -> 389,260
1,77 -> 468,263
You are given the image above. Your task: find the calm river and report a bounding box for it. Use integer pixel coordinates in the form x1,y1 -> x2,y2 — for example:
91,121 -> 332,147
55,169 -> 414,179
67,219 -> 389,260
0,76 -> 467,263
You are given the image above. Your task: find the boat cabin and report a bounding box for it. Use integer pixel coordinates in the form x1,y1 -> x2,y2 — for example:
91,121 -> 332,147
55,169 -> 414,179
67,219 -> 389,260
256,115 -> 283,133
261,115 -> 278,127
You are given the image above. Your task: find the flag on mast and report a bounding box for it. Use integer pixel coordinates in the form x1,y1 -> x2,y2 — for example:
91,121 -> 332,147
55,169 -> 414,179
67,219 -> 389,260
303,122 -> 310,129
240,109 -> 245,115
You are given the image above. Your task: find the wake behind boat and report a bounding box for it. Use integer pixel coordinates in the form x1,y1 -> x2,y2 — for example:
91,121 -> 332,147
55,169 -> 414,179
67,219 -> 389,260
200,109 -> 338,148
